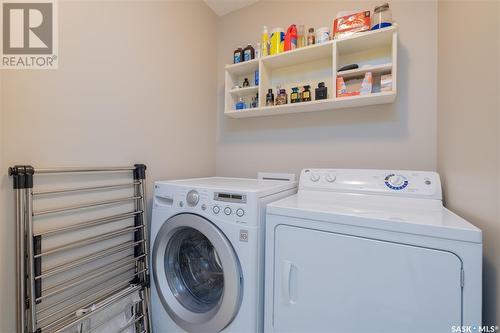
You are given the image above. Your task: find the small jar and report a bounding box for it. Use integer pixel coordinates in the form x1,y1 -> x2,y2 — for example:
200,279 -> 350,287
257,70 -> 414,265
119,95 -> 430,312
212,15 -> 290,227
243,78 -> 250,87
372,3 -> 392,30
316,27 -> 330,44
307,28 -> 315,46
301,85 -> 312,102
290,87 -> 301,103
276,89 -> 288,105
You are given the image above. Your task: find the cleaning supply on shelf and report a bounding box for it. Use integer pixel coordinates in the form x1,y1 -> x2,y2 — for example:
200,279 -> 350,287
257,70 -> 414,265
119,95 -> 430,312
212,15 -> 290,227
276,89 -> 288,105
243,44 -> 255,61
307,28 -> 315,45
256,42 -> 261,58
315,82 -> 328,100
290,87 -> 301,103
380,73 -> 392,92
336,76 -> 347,97
297,25 -> 306,48
336,76 -> 361,97
372,3 -> 392,30
338,64 -> 359,72
236,97 -> 247,110
243,78 -> 250,87
333,11 -> 371,39
301,85 -> 312,102
284,25 -> 298,51
251,93 -> 258,108
265,89 -> 275,106
233,47 -> 243,63
261,26 -> 270,57
360,72 -> 372,95
254,69 -> 259,86
270,27 -> 285,55
316,27 -> 330,44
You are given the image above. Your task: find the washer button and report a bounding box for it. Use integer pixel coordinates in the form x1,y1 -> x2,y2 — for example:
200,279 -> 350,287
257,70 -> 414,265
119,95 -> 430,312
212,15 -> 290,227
201,204 -> 207,211
236,208 -> 245,217
224,207 -> 232,215
179,201 -> 184,207
212,205 -> 220,214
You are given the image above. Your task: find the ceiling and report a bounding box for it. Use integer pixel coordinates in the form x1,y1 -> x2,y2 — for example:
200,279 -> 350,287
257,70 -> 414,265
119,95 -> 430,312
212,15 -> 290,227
204,0 -> 259,16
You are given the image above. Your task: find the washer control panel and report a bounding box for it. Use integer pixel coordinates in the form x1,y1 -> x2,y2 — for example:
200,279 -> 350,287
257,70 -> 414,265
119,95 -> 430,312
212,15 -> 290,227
153,184 -> 252,224
300,169 -> 442,199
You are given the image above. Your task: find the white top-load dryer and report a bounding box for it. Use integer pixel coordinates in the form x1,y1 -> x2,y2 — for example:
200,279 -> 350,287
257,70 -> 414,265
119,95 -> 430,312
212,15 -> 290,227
264,169 -> 482,333
151,177 -> 297,333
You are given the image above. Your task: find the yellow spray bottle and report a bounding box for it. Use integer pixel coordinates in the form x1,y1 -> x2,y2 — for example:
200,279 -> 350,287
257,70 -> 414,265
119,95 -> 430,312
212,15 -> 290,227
261,26 -> 269,57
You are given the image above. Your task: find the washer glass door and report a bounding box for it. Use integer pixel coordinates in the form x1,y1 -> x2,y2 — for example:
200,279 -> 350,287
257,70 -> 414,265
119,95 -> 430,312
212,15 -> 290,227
153,213 -> 242,333
167,227 -> 224,313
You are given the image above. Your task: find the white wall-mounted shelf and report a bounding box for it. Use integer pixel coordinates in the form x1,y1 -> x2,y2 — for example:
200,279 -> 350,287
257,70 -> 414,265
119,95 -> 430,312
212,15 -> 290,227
228,86 -> 258,97
224,26 -> 398,118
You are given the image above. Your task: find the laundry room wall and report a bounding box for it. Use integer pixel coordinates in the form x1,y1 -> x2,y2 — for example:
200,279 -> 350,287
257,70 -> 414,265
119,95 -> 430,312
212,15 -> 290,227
215,0 -> 438,177
437,1 -> 500,326
0,1 -> 217,332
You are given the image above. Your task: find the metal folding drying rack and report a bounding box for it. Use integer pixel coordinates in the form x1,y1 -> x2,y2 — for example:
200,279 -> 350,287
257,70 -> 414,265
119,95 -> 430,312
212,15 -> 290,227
9,165 -> 151,333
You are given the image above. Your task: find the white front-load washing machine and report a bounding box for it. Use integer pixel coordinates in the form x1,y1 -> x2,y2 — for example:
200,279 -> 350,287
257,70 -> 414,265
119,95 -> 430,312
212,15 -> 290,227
151,177 -> 297,333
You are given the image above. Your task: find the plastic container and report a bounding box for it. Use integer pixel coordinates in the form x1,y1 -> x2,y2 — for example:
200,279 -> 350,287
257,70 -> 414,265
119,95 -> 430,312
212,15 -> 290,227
284,25 -> 297,51
297,25 -> 306,48
233,48 -> 243,64
372,3 -> 392,30
307,28 -> 315,45
270,28 -> 285,55
261,26 -> 270,57
316,27 -> 330,44
235,97 -> 246,110
243,44 -> 255,61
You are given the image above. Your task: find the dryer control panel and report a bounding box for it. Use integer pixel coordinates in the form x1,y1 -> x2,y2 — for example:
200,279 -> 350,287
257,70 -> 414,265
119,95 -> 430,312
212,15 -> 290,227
299,169 -> 442,200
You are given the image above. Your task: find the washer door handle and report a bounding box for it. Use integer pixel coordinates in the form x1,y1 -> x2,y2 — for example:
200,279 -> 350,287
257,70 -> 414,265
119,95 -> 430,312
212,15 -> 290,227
282,260 -> 297,305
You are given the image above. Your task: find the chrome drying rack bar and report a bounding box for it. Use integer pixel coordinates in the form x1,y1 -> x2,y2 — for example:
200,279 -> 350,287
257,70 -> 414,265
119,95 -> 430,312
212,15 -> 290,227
9,165 -> 151,333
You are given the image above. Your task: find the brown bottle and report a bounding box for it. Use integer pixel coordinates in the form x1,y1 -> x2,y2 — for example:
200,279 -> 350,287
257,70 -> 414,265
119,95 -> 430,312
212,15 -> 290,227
234,48 -> 243,64
243,44 -> 255,61
301,85 -> 312,102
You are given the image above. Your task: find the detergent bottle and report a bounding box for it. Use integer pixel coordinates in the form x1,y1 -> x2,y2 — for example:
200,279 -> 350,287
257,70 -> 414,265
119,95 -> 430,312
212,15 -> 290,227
284,25 -> 297,51
261,26 -> 270,57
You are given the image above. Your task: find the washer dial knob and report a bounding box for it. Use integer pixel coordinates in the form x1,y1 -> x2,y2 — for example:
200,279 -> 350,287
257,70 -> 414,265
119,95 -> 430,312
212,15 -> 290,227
310,173 -> 320,182
186,190 -> 200,206
212,205 -> 220,214
325,174 -> 336,183
224,207 -> 232,215
236,208 -> 245,217
385,174 -> 409,190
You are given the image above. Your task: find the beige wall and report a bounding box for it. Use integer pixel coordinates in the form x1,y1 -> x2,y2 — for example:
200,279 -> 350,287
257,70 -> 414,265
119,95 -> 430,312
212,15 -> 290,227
216,0 -> 438,177
437,0 -> 500,325
0,1 -> 217,332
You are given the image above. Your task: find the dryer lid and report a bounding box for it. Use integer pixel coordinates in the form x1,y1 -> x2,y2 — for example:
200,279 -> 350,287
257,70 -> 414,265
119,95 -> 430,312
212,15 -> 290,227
267,191 -> 482,243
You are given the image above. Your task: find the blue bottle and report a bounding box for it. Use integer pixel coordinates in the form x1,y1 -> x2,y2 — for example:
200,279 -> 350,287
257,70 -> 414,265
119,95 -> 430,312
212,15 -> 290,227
236,97 -> 247,110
